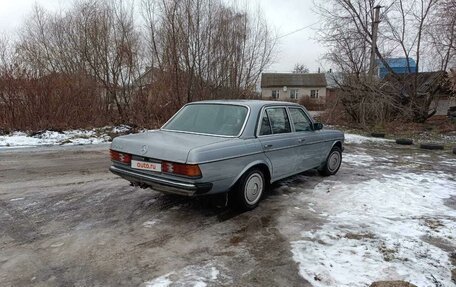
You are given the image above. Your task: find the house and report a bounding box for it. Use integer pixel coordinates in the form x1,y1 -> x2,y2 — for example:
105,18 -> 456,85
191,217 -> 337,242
378,58 -> 417,79
260,73 -> 328,102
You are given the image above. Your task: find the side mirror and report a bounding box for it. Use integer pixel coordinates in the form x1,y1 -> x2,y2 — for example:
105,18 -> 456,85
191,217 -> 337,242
313,123 -> 323,130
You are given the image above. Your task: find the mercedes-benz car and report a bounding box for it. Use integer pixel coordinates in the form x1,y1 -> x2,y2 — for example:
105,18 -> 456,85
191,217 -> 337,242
109,100 -> 344,210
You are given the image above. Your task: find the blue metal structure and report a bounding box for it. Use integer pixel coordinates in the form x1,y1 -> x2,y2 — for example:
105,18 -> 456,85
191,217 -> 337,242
378,58 -> 417,78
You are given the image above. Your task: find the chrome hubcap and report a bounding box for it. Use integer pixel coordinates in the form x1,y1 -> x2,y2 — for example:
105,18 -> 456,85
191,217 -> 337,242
328,151 -> 341,172
244,173 -> 263,205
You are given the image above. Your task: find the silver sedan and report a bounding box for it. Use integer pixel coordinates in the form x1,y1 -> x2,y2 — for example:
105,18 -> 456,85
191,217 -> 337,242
110,100 -> 344,210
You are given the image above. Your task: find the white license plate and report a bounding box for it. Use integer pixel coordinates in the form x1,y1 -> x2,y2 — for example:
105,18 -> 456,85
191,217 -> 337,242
131,160 -> 162,172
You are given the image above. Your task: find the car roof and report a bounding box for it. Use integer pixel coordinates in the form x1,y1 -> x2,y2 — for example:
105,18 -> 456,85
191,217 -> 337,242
189,99 -> 301,109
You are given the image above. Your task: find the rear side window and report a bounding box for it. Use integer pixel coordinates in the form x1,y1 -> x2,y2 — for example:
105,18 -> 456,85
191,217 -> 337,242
259,107 -> 291,135
289,108 -> 312,132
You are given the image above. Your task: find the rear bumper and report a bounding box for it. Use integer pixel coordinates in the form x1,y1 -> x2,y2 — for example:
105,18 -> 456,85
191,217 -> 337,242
109,166 -> 212,196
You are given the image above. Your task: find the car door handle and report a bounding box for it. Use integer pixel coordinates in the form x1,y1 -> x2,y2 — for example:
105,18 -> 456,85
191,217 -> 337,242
264,144 -> 273,148
298,138 -> 306,143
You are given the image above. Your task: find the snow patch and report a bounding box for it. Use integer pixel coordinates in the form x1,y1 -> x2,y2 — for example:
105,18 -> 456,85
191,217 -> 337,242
111,125 -> 132,133
0,125 -> 132,148
343,152 -> 375,167
0,130 -> 107,147
142,219 -> 159,228
291,171 -> 456,287
143,263 -> 223,287
50,242 -> 64,248
344,133 -> 392,144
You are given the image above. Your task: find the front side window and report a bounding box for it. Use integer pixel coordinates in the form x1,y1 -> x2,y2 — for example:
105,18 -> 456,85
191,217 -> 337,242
260,107 -> 291,135
163,104 -> 248,136
289,108 -> 312,132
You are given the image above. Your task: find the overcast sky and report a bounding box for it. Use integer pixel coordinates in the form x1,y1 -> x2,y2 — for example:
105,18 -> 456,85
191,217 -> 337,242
0,0 -> 327,73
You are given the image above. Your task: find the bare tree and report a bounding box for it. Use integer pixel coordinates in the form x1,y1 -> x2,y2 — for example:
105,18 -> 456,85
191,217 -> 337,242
315,0 -> 446,124
2,0 -> 276,131
16,1 -> 143,121
425,0 -> 456,71
292,63 -> 309,74
141,0 -> 276,109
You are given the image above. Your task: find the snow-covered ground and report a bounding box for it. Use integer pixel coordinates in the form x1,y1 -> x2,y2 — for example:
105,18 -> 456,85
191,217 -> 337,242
2,126 -> 455,286
0,130 -> 111,148
0,125 -> 134,148
291,172 -> 455,287
283,138 -> 456,287
1,130 -> 391,148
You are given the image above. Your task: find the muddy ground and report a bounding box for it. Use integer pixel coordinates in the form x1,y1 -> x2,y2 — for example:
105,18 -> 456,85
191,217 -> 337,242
0,139 -> 455,287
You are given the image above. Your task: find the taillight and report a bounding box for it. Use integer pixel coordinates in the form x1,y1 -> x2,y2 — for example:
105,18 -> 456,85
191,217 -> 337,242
162,161 -> 202,177
110,149 -> 132,164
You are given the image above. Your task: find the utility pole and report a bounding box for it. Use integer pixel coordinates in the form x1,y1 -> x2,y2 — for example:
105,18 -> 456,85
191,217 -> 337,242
368,5 -> 381,81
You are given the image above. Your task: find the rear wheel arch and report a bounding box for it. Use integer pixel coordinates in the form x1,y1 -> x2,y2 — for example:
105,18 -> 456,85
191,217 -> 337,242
251,163 -> 271,186
230,161 -> 272,189
230,166 -> 268,210
333,140 -> 343,150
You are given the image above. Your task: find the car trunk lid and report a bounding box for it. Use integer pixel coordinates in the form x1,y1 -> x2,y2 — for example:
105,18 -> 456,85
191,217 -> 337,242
110,130 -> 232,163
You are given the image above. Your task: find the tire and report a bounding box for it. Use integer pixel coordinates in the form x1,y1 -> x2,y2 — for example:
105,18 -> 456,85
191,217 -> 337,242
371,133 -> 385,138
230,168 -> 265,211
319,146 -> 342,176
396,138 -> 413,145
420,143 -> 444,150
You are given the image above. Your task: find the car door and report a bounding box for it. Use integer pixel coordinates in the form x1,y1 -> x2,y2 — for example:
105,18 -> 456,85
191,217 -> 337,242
288,107 -> 323,171
257,107 -> 298,181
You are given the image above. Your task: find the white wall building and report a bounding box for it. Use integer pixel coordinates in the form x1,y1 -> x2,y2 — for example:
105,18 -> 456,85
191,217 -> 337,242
260,73 -> 328,102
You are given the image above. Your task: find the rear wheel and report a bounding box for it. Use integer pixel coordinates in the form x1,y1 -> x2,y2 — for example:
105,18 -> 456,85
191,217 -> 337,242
230,169 -> 265,211
319,146 -> 342,176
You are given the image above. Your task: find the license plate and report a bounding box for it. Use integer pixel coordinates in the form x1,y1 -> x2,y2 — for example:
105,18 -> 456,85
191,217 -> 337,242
131,160 -> 162,172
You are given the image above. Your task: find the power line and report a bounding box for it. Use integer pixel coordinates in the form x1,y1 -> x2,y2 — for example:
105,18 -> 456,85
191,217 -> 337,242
276,22 -> 320,40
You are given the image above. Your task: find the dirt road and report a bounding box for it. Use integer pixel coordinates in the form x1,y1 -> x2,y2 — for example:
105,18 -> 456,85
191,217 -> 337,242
0,144 -> 310,287
1,138 -> 455,286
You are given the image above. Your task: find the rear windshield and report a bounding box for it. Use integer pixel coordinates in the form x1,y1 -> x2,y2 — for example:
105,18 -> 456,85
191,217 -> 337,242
163,104 -> 248,136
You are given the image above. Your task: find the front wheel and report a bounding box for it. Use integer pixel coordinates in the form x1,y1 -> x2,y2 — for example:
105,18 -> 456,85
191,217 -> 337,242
318,146 -> 342,176
230,169 -> 265,211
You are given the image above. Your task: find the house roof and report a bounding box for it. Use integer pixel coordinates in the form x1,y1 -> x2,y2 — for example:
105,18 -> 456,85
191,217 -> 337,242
261,73 -> 327,88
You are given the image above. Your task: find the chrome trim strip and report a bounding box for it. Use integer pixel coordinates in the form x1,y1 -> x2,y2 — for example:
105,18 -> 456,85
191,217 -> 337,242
188,150 -> 264,164
286,106 -> 296,133
160,103 -> 251,138
191,139 -> 341,165
110,166 -> 197,190
159,129 -> 237,138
